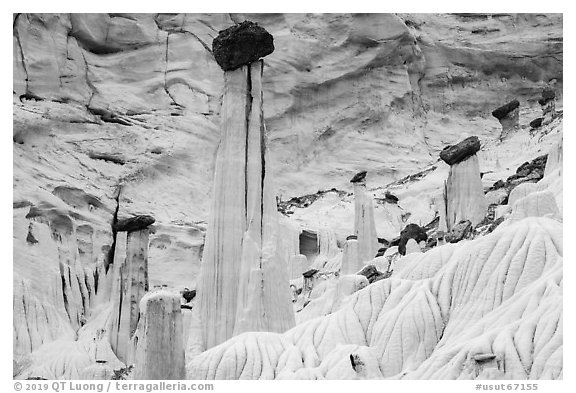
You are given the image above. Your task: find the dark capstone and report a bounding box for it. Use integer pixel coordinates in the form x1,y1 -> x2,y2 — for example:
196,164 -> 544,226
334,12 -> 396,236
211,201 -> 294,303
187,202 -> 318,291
530,118 -> 543,129
491,99 -> 520,120
350,170 -> 367,183
212,21 -> 274,71
439,136 -> 481,165
445,220 -> 472,243
114,215 -> 155,232
19,92 -> 44,103
181,289 -> 196,303
346,235 -> 358,241
398,223 -> 428,255
384,191 -> 399,203
303,269 -> 318,278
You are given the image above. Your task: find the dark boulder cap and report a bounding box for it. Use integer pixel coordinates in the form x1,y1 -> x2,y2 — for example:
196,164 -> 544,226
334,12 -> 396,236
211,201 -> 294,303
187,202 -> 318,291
212,21 -> 274,71
439,136 -> 481,165
491,99 -> 520,120
114,215 -> 155,232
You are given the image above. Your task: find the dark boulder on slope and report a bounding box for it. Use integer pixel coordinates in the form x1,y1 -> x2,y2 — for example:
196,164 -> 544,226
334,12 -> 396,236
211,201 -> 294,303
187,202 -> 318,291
538,88 -> 556,105
530,118 -> 543,128
398,223 -> 428,255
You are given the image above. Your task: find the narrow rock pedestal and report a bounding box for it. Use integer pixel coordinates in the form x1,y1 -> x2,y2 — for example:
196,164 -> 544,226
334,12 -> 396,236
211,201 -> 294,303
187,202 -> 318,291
341,235 -> 361,274
492,99 -> 519,140
195,22 -> 294,351
539,88 -> 556,126
132,290 -> 185,380
440,136 -> 487,231
351,172 -> 378,265
109,216 -> 152,364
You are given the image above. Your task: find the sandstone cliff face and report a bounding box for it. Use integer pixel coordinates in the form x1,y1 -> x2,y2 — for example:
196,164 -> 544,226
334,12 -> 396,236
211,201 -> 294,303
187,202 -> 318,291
13,13 -> 562,369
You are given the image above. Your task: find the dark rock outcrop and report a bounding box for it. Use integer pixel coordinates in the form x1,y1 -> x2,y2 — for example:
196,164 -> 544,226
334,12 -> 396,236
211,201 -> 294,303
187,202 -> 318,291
445,220 -> 472,243
277,188 -> 347,215
542,88 -> 556,101
350,170 -> 367,183
302,269 -> 318,278
384,191 -> 399,203
504,155 -> 548,186
375,247 -> 387,257
439,136 -> 481,165
212,21 -> 274,71
357,265 -> 391,284
491,99 -> 520,120
538,88 -> 555,105
398,223 -> 428,255
114,215 -> 155,232
530,118 -> 543,129
181,289 -> 196,303
88,152 -> 126,165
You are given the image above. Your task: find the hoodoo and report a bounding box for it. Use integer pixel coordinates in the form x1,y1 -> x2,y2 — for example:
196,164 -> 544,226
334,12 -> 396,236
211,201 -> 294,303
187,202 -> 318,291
492,99 -> 520,140
132,290 -> 185,379
11,12 -> 564,382
539,88 -> 556,126
350,171 -> 378,265
109,215 -> 153,363
194,21 -> 294,351
341,235 -> 361,274
440,136 -> 487,231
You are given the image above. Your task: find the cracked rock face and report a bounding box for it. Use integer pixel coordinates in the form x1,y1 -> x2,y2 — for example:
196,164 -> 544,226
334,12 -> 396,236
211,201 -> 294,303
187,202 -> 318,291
212,21 -> 274,71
